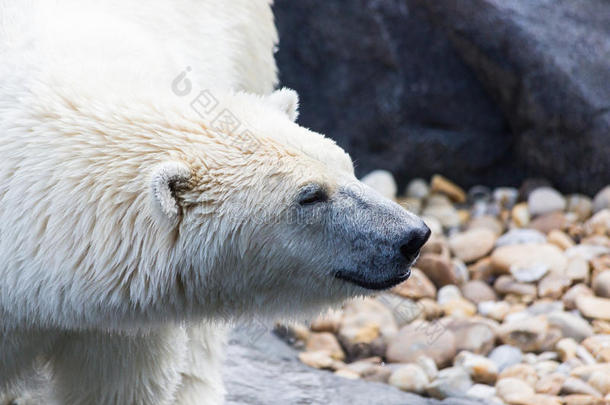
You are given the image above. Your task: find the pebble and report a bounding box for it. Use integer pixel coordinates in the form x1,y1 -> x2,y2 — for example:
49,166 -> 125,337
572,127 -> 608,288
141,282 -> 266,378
468,215 -> 504,236
423,203 -> 462,229
449,319 -> 496,355
416,254 -> 459,287
561,377 -> 602,397
442,298 -> 477,318
334,368 -> 360,379
496,229 -> 547,247
305,332 -> 345,360
298,350 -> 335,369
538,274 -> 571,299
592,270 -> 610,298
556,338 -> 579,361
498,316 -> 551,352
469,256 -> 495,282
565,244 -> 610,261
576,295 -> 610,321
530,212 -> 569,234
491,243 -> 567,276
426,366 -> 473,399
567,194 -> 593,221
547,230 -> 575,250
496,377 -> 536,404
565,257 -> 590,284
361,170 -> 397,200
512,202 -> 531,227
391,268 -> 437,300
494,187 -> 519,209
406,178 -> 429,199
310,309 -> 342,333
454,351 -> 498,384
563,284 -> 594,310
478,300 -> 511,321
488,345 -> 523,372
581,335 -> 610,363
437,285 -> 462,305
511,264 -> 549,283
388,364 -> 429,394
528,187 -> 567,217
562,395 -> 605,405
494,275 -> 537,297
588,371 -> 610,396
499,363 -> 538,387
570,364 -> 610,381
431,174 -> 466,203
593,186 -> 610,213
536,373 -> 566,396
417,355 -> 439,380
449,228 -> 497,263
466,384 -> 497,401
585,209 -> 610,236
461,280 -> 498,303
547,311 -> 593,342
386,320 -> 456,367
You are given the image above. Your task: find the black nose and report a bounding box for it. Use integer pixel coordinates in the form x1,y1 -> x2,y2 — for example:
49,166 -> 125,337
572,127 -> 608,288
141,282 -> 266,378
399,224 -> 431,260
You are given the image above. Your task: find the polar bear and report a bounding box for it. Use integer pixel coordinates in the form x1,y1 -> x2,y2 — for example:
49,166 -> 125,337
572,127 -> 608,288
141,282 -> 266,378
0,1 -> 430,404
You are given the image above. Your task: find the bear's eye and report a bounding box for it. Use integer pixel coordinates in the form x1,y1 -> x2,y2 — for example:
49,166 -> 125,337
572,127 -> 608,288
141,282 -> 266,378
297,184 -> 328,206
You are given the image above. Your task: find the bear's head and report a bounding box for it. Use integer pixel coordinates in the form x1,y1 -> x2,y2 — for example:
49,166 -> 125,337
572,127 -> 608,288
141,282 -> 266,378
149,88 -> 430,319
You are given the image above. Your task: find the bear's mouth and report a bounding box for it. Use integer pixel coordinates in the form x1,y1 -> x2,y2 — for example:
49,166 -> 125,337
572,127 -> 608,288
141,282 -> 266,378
334,269 -> 411,290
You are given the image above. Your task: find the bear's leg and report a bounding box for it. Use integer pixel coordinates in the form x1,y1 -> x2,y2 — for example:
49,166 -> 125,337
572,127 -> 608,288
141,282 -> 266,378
0,330 -> 55,404
50,326 -> 188,405
172,322 -> 227,405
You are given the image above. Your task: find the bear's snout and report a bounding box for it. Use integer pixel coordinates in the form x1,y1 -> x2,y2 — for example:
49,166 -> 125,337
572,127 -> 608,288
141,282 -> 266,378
398,224 -> 431,262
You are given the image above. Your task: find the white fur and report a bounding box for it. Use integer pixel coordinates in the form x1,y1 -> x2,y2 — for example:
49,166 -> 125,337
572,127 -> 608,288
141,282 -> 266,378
0,1 -> 361,404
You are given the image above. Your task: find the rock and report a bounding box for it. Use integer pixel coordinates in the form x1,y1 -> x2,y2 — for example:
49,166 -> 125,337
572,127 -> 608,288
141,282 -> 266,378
491,243 -> 567,276
455,351 -> 498,384
310,309 -> 342,333
498,316 -> 551,352
563,284 -> 594,310
592,270 -> 610,298
565,257 -> 590,284
422,202 -> 461,229
530,212 -> 569,234
334,369 -> 360,379
467,215 -> 504,236
567,195 -> 594,221
570,364 -> 610,381
489,345 -> 523,372
495,377 -> 535,404
426,366 -> 473,400
386,320 -> 456,367
593,186 -> 610,213
512,203 -> 531,227
494,187 -> 519,209
298,350 -> 335,369
461,280 -> 497,303
536,373 -> 566,396
225,329 -> 482,405
565,244 -> 610,261
422,216 -> 443,236
436,284 -> 462,305
576,296 -> 610,321
496,229 -> 546,247
538,275 -> 571,300
562,395 -> 606,405
527,188 -> 566,217
449,319 -> 496,355
478,300 -> 511,322
392,268 -> 436,300
582,335 -> 610,363
547,230 -> 575,250
305,332 -> 345,361
588,371 -> 610,396
449,228 -> 497,263
547,312 -> 593,342
417,298 -> 443,321
417,355 -> 438,380
511,264 -> 549,283
398,197 -> 422,215
556,338 -> 579,361
585,209 -> 610,236
466,384 -> 496,402
388,364 -> 429,394
430,174 -> 466,203
406,179 -> 429,199
442,298 -> 477,318
338,298 -> 397,359
494,275 -> 537,298
561,377 -> 602,397
360,170 -> 397,200
416,254 -> 459,287
498,364 -> 538,388
469,256 -> 495,282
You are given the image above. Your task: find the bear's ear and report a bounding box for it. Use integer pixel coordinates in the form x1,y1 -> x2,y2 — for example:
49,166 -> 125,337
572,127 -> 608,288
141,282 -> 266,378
267,88 -> 299,122
150,161 -> 192,223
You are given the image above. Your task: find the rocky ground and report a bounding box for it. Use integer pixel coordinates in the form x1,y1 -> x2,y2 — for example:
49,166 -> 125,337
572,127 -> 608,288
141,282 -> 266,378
287,171 -> 610,405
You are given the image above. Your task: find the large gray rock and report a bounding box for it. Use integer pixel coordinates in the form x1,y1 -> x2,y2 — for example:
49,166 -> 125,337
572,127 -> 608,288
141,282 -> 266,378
224,328 -> 484,405
274,0 -> 610,193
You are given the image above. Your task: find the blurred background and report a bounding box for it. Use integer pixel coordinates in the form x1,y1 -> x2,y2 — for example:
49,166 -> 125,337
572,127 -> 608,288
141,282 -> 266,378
273,0 -> 610,195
